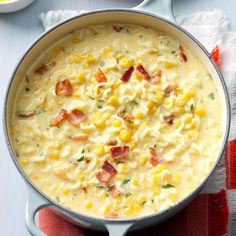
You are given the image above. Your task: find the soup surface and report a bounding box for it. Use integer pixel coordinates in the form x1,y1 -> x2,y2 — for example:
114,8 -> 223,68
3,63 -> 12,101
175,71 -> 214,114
10,24 -> 222,218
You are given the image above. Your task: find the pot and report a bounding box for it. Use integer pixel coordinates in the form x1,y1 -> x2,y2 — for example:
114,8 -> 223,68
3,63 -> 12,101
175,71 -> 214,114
3,0 -> 230,235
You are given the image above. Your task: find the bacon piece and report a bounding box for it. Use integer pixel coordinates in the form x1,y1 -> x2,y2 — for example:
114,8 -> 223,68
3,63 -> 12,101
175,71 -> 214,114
18,111 -> 35,118
106,139 -> 118,146
210,45 -> 220,67
81,186 -> 87,193
85,157 -> 91,163
96,160 -> 117,183
94,68 -> 107,83
55,79 -> 73,96
108,185 -> 121,197
164,85 -> 177,97
120,66 -> 134,82
151,70 -> 162,84
149,147 -> 160,166
34,60 -> 56,75
34,64 -> 48,75
113,25 -> 121,32
67,109 -> 87,126
110,146 -> 129,159
69,134 -> 89,141
179,45 -> 187,62
50,109 -> 67,127
164,115 -> 175,125
136,64 -> 151,80
123,113 -> 134,121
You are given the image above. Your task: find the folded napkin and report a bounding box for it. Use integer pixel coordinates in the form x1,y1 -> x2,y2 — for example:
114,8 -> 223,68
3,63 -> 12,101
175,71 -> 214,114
38,9 -> 236,236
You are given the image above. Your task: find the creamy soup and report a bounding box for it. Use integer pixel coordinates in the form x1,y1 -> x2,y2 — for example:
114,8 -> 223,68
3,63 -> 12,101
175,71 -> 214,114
10,24 -> 222,218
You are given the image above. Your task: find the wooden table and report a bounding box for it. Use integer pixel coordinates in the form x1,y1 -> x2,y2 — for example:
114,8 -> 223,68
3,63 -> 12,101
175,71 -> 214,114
0,0 -> 235,235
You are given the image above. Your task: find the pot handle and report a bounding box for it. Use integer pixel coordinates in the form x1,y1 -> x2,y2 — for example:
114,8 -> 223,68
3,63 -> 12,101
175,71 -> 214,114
105,222 -> 133,236
134,0 -> 175,22
26,186 -> 51,236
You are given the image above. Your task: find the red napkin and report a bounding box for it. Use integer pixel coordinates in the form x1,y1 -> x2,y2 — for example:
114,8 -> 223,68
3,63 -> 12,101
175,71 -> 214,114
38,139 -> 236,236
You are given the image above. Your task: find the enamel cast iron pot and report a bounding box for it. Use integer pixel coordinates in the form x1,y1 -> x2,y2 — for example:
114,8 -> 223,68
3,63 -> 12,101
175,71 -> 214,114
3,0 -> 231,235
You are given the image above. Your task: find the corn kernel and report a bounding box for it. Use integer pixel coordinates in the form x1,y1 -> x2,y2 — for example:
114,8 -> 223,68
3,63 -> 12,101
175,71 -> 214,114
138,194 -> 146,204
57,99 -> 64,105
185,114 -> 193,124
153,188 -> 160,195
165,98 -> 171,106
136,89 -> 142,97
119,129 -> 131,142
119,163 -> 129,174
169,194 -> 177,201
195,105 -> 206,116
133,203 -> 142,211
133,110 -> 145,119
62,188 -> 69,195
131,178 -> 139,186
20,159 -> 28,166
122,57 -> 134,67
108,96 -> 119,106
46,103 -> 53,112
124,207 -> 133,215
95,144 -> 104,156
178,106 -> 185,114
174,119 -> 182,128
101,47 -> 112,56
153,174 -> 160,185
116,174 -> 125,180
48,153 -> 60,159
183,88 -> 195,99
187,131 -> 199,139
145,101 -> 153,109
117,53 -> 125,59
101,205 -> 109,215
75,73 -> 86,84
139,155 -> 148,166
87,55 -> 97,64
78,175 -> 85,181
85,201 -> 93,209
155,164 -> 167,173
130,141 -> 137,149
154,92 -> 164,104
111,120 -> 122,128
172,173 -> 180,185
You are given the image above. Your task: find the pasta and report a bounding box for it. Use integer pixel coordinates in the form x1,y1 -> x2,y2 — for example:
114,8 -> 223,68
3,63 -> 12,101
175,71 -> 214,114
10,23 -> 222,218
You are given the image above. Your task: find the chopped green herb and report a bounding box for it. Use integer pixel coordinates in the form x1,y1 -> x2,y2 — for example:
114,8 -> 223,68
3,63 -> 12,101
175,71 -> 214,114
207,74 -> 213,80
127,120 -> 134,124
139,35 -> 143,38
15,150 -> 19,158
89,96 -> 95,100
190,104 -> 194,113
161,184 -> 175,189
98,98 -> 105,102
116,58 -> 119,64
122,178 -> 130,185
77,156 -> 84,162
15,138 -> 19,143
56,196 -> 60,203
126,28 -> 130,33
141,201 -> 146,205
106,193 -> 109,197
171,50 -> 176,54
36,144 -> 39,147
126,50 -> 129,54
117,160 -> 125,164
81,149 -> 85,154
99,61 -> 105,67
131,100 -> 138,106
25,75 -> 29,83
96,185 -> 105,189
151,199 -> 154,203
97,105 -> 103,109
125,192 -> 132,198
208,93 -> 215,100
25,87 -> 30,92
154,144 -> 157,148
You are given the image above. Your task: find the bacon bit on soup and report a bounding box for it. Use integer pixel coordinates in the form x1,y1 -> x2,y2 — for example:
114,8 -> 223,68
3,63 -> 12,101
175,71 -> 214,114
34,60 -> 57,75
136,64 -> 151,80
67,109 -> 87,126
55,79 -> 73,96
108,185 -> 121,197
151,70 -> 162,84
96,160 -> 117,183
149,147 -> 160,166
50,109 -> 67,127
85,157 -> 91,163
164,85 -> 177,97
81,186 -> 87,193
210,45 -> 220,67
18,111 -> 35,118
107,139 -> 118,146
179,45 -> 187,62
110,146 -> 129,159
94,68 -> 107,83
69,134 -> 89,141
120,66 -> 134,82
164,115 -> 175,125
113,25 -> 122,32
123,113 -> 134,121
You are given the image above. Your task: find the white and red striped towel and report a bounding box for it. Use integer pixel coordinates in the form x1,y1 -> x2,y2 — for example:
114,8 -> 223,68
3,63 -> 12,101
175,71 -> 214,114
38,10 -> 236,235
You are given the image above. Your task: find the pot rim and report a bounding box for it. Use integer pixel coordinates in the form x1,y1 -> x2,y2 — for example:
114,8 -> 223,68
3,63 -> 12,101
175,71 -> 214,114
3,8 -> 231,224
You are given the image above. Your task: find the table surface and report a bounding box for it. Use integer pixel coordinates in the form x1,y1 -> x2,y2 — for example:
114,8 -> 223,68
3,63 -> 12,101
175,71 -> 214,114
0,0 -> 235,235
